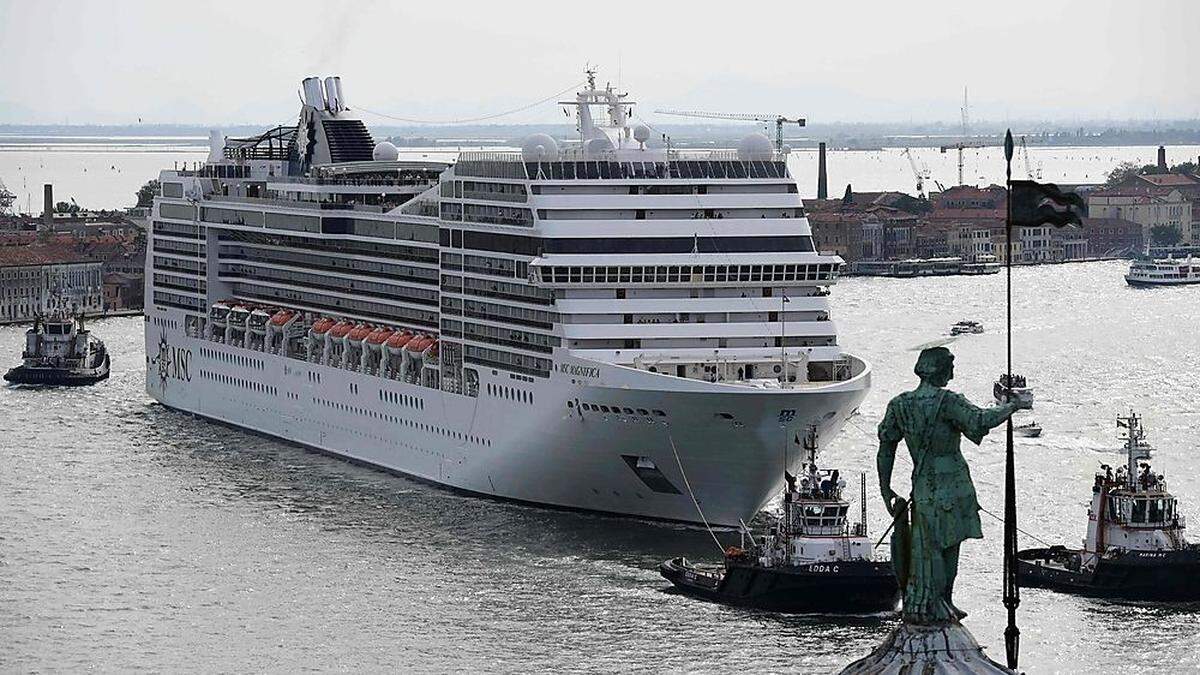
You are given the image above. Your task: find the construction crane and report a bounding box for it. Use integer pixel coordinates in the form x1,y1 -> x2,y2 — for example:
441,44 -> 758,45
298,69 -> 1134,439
1018,135 -> 1042,180
901,148 -> 932,199
939,86 -> 990,186
653,109 -> 805,152
939,140 -> 990,187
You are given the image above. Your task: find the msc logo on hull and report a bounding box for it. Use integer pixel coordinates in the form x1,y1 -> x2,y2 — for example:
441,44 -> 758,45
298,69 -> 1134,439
150,330 -> 191,390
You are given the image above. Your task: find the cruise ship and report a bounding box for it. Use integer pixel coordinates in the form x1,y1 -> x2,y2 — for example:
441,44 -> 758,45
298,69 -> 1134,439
143,73 -> 870,526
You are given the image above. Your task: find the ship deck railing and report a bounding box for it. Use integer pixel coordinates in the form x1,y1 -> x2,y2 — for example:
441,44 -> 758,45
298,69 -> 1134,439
202,194 -> 395,215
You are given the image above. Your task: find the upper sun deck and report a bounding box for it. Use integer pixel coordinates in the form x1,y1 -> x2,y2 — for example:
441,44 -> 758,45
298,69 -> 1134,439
453,148 -> 789,182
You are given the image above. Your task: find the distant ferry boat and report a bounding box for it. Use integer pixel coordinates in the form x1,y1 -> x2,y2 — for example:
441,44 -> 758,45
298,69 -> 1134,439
848,254 -> 1000,278
1125,256 -> 1200,286
4,312 -> 109,385
143,72 -> 870,526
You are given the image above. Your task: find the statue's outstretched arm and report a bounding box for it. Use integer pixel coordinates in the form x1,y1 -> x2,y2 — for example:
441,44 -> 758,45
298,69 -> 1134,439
948,394 -> 1021,444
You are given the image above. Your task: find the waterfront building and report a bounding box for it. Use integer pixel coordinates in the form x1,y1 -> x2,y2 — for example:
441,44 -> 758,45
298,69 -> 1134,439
992,236 -> 1022,264
1112,172 -> 1200,245
805,210 -> 864,262
1088,185 -> 1191,245
1080,217 -> 1143,257
1020,225 -> 1055,263
0,246 -> 104,322
946,225 -> 995,259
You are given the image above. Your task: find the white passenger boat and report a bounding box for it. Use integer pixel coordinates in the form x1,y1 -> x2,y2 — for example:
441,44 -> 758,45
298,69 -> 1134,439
1125,256 -> 1200,286
994,373 -> 1033,408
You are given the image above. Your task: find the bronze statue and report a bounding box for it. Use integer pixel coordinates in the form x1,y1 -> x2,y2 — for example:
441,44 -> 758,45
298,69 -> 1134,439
877,346 -> 1027,624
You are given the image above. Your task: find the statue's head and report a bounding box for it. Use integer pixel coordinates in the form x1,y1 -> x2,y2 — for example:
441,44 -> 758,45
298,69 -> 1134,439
914,346 -> 954,387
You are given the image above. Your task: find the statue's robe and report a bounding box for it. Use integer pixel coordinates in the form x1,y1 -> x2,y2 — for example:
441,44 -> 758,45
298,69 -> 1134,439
878,386 -> 1010,621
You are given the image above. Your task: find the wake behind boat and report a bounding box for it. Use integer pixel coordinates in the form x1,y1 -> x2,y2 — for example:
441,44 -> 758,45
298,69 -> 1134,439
5,312 -> 110,386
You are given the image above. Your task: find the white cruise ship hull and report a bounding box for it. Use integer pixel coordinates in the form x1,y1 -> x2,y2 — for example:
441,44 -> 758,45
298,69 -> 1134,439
146,313 -> 870,526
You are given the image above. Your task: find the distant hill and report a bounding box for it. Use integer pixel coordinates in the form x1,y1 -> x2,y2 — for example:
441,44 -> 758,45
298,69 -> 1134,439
4,120 -> 1200,151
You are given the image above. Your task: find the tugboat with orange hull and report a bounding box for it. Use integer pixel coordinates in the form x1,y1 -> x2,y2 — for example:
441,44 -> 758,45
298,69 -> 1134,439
660,428 -> 899,614
1017,411 -> 1200,600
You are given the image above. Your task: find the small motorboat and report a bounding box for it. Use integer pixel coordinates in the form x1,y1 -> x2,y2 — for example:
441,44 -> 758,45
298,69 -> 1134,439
1017,411 -> 1200,600
1015,420 -> 1042,438
994,373 -> 1033,408
660,428 -> 899,614
950,320 -> 984,335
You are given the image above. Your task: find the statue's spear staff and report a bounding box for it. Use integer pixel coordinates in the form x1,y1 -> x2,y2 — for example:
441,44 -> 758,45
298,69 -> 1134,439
1002,130 -> 1020,672
1002,130 -> 1087,670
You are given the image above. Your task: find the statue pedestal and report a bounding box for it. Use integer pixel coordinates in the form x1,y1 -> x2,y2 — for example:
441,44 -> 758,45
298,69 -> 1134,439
837,621 -> 1014,674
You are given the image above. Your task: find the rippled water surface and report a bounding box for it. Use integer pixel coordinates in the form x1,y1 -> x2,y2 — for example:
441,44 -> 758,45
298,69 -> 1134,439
2,260 -> 1198,673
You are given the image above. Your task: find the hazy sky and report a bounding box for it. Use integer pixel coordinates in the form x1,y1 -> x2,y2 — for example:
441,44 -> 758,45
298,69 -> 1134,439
2,0 -> 1197,126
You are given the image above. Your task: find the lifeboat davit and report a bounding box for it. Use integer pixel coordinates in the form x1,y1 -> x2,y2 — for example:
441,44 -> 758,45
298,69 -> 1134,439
426,340 -> 439,360
270,310 -> 295,326
366,327 -> 395,345
347,324 -> 373,341
311,317 -> 336,335
385,331 -> 415,349
329,321 -> 355,339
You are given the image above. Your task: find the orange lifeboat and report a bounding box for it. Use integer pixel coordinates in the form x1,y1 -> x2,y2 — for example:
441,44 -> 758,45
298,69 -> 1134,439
426,340 -> 439,359
385,331 -> 415,349
311,317 -> 336,335
329,321 -> 355,339
347,323 -> 373,341
406,336 -> 433,354
366,327 -> 395,345
270,310 -> 295,326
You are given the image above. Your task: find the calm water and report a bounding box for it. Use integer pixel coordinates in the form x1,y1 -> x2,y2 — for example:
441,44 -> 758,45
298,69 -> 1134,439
2,261 -> 1197,673
3,138 -> 1200,210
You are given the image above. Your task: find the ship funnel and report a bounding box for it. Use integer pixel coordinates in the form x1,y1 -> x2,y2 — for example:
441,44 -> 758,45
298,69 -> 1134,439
301,77 -> 325,109
207,129 -> 225,162
324,76 -> 343,113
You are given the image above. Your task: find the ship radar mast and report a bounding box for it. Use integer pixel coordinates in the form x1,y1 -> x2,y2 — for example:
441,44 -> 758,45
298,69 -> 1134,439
1117,410 -> 1152,486
559,67 -> 639,154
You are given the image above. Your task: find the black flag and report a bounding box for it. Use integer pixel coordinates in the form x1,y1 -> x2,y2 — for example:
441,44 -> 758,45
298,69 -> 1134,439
1010,180 -> 1086,228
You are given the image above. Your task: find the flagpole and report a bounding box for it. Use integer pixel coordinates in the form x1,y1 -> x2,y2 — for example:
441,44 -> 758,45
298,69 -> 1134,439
1002,129 -> 1020,670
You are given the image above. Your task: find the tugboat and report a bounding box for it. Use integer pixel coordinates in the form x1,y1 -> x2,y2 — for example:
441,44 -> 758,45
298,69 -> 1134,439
1017,411 -> 1200,600
950,320 -> 984,335
4,311 -> 110,385
994,373 -> 1033,407
660,428 -> 899,613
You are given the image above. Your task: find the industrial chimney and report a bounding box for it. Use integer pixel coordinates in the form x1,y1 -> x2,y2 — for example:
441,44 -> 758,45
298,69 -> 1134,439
42,184 -> 53,230
1157,145 -> 1167,172
817,142 -> 828,200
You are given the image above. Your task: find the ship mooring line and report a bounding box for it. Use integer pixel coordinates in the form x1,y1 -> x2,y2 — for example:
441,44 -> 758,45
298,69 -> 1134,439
667,433 -> 725,554
357,80 -> 587,126
978,504 -> 1054,547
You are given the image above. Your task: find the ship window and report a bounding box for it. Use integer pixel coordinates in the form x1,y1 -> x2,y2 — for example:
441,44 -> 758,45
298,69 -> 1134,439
1131,499 -> 1148,523
1149,499 -> 1164,523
